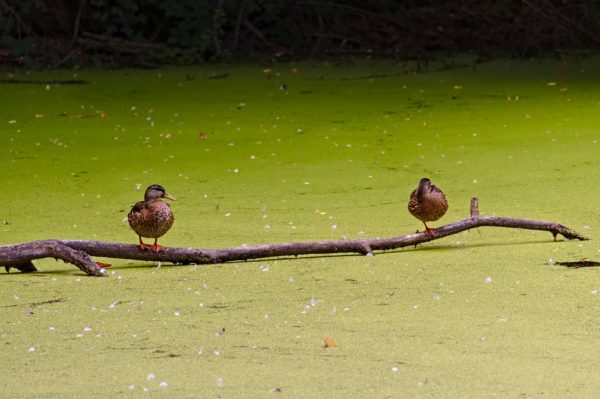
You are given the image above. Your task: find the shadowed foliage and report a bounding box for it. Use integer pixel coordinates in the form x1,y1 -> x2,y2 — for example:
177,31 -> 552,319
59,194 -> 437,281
2,0 -> 600,66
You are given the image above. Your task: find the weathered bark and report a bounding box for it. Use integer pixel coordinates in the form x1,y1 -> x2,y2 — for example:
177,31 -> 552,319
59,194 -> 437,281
0,198 -> 589,277
0,240 -> 107,276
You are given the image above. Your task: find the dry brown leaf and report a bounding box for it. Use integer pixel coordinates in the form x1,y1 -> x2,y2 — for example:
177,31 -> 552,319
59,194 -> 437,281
324,337 -> 336,348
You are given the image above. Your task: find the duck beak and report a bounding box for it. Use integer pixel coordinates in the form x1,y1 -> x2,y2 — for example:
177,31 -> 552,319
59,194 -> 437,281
164,193 -> 177,201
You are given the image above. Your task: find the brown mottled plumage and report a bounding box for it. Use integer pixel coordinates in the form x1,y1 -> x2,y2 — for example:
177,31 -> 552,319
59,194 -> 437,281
408,178 -> 448,235
128,184 -> 176,252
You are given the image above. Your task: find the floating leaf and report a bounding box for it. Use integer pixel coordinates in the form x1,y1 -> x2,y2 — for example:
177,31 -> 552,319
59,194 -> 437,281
324,336 -> 336,348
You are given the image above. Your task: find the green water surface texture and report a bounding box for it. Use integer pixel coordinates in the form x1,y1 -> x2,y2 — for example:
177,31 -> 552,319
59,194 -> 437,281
1,58 -> 600,397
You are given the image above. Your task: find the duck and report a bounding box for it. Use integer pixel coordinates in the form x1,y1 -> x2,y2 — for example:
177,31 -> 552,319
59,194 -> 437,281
408,178 -> 448,235
128,184 -> 176,252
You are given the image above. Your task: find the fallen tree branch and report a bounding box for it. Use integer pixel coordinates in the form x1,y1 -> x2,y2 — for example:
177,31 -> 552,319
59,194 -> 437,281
78,32 -> 180,55
0,240 -> 107,276
0,198 -> 589,277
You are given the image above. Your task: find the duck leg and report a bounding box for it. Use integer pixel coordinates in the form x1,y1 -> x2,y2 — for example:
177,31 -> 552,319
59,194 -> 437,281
152,238 -> 165,253
138,236 -> 152,251
423,222 -> 437,236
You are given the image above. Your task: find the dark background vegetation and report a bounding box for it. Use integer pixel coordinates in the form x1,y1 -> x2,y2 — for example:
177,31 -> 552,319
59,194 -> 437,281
2,0 -> 600,67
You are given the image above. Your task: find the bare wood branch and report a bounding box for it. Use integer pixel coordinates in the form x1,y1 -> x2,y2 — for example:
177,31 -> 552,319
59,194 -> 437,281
212,0 -> 225,57
0,198 -> 588,277
470,197 -> 480,217
232,0 -> 248,52
0,240 -> 107,276
68,0 -> 85,49
78,32 -> 180,55
242,21 -> 282,52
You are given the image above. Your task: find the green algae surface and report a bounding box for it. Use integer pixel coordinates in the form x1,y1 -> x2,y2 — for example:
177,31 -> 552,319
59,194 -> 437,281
1,58 -> 600,397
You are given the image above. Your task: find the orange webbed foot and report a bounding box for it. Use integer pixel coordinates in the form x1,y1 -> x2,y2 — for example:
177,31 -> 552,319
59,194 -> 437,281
151,239 -> 165,253
421,223 -> 438,236
152,244 -> 165,253
137,238 -> 152,251
424,227 -> 437,236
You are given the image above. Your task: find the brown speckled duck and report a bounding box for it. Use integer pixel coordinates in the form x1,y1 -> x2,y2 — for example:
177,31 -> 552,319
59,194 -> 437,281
128,184 -> 176,252
408,178 -> 448,235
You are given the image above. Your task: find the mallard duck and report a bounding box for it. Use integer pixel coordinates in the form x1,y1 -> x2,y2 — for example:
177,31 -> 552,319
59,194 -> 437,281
408,178 -> 448,235
128,184 -> 176,252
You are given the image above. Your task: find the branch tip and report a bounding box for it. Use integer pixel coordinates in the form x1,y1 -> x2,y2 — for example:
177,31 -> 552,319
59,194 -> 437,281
470,197 -> 480,217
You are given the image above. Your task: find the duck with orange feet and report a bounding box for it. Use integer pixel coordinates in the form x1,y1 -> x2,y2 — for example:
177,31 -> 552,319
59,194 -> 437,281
128,184 -> 176,252
408,178 -> 448,236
